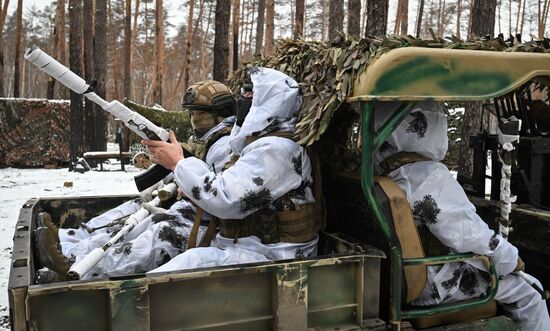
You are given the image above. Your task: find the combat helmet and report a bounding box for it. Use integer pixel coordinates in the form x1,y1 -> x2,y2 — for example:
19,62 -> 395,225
181,80 -> 236,117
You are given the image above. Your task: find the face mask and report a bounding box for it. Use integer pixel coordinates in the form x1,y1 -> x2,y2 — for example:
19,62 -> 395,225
236,96 -> 252,127
190,111 -> 217,136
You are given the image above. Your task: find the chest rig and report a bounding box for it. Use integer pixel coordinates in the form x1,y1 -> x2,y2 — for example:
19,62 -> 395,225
181,126 -> 232,162
188,132 -> 326,248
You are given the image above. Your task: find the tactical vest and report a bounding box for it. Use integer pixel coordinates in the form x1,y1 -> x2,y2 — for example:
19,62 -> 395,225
181,127 -> 232,161
219,132 -> 326,244
380,151 -> 449,256
188,132 -> 326,248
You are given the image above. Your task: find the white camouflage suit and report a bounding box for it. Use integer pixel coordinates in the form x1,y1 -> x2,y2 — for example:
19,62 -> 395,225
59,119 -> 235,279
149,68 -> 318,273
374,101 -> 550,331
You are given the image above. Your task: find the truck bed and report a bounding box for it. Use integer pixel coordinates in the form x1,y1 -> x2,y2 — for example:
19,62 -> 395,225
9,195 -> 385,331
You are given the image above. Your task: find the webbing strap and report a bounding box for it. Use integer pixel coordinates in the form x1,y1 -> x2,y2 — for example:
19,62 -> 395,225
187,207 -> 203,249
198,218 -> 218,247
380,151 -> 430,175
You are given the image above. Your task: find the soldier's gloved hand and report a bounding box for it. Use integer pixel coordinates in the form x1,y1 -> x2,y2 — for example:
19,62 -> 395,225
514,257 -> 525,272
142,203 -> 167,215
139,180 -> 164,203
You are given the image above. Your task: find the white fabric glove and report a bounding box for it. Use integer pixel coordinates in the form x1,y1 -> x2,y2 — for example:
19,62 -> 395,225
139,180 -> 164,203
142,203 -> 167,215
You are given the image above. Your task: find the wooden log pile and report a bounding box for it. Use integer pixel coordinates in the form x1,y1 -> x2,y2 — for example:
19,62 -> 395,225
0,98 -> 70,167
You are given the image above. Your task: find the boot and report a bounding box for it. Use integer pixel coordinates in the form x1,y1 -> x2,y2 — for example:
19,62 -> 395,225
36,267 -> 65,284
37,212 -> 59,243
34,227 -> 70,277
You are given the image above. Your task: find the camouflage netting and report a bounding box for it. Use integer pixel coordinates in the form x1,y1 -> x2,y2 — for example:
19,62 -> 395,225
228,33 -> 550,146
0,98 -> 70,167
123,99 -> 193,145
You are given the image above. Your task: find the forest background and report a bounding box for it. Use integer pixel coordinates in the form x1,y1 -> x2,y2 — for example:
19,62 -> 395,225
0,0 -> 548,172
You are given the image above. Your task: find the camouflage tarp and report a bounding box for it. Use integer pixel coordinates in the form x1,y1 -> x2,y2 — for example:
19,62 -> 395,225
229,34 -> 550,146
0,98 -> 70,167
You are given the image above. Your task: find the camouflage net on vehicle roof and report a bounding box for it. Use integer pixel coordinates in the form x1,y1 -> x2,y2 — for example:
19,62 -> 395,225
228,33 -> 550,146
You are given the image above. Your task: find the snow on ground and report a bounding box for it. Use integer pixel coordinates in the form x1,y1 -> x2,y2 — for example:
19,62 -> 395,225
0,156 -> 141,329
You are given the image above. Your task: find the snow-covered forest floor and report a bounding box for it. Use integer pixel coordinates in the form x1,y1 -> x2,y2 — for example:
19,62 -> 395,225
0,150 -> 140,329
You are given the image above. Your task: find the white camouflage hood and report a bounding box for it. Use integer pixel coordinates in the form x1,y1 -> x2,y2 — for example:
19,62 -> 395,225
374,101 -> 448,174
229,67 -> 302,154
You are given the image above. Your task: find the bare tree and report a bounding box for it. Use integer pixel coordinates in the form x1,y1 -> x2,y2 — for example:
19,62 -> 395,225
255,0 -> 266,54
131,0 -> 141,70
415,0 -> 425,37
69,0 -> 84,168
295,0 -> 304,38
265,0 -> 274,54
459,0 -> 497,180
365,0 -> 388,37
47,0 -> 66,99
213,0 -> 230,81
83,0 -> 95,152
328,0 -> 344,40
95,0 -> 108,151
232,0 -> 240,70
456,0 -> 462,38
153,0 -> 164,105
123,0 -> 132,99
348,0 -> 361,37
469,0 -> 497,38
108,1 -> 120,100
437,0 -> 446,36
0,0 -> 10,96
13,0 -> 22,97
401,0 -> 409,34
539,0 -> 550,39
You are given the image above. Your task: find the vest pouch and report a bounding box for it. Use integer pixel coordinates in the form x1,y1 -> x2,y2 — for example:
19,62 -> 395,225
253,208 -> 280,244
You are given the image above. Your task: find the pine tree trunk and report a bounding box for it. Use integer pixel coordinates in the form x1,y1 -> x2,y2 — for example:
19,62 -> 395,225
347,0 -> 361,37
456,0 -> 462,38
232,0 -> 240,70
153,0 -> 164,105
394,0 -> 402,34
365,0 -> 388,37
183,0 -> 196,89
265,0 -> 274,55
437,0 -> 445,37
69,0 -> 84,169
255,0 -> 266,53
47,0 -> 65,99
239,0 -> 246,56
0,0 -> 9,97
213,0 -> 230,81
123,0 -> 132,99
13,0 -> 23,97
400,0 -> 408,34
508,0 -> 513,36
459,0 -> 497,179
294,0 -> 304,38
515,0 -> 522,36
83,0 -> 95,152
415,0 -> 424,37
95,0 -> 107,151
108,1 -> 120,100
519,0 -> 526,38
247,1 -> 256,55
131,0 -> 140,76
542,0 -> 550,39
469,0 -> 496,38
328,0 -> 344,40
200,1 -> 214,77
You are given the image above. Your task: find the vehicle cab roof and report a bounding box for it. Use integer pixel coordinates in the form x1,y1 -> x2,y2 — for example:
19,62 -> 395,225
347,47 -> 550,103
